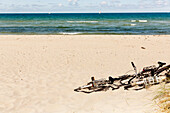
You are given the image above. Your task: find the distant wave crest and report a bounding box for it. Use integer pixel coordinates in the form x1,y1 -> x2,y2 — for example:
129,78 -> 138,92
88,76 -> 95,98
139,20 -> 147,22
131,20 -> 136,22
131,20 -> 147,22
131,24 -> 136,26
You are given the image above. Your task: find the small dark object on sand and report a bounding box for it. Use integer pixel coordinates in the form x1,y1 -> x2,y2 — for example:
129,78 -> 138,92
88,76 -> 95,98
141,47 -> 146,49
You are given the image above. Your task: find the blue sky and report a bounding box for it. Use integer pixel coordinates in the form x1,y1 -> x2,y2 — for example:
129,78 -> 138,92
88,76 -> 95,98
0,0 -> 169,12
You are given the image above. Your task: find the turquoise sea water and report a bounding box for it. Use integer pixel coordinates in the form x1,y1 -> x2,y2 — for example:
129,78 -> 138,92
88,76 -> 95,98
0,13 -> 170,35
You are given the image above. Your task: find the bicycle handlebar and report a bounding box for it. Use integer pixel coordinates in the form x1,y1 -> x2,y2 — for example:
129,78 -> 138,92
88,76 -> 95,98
131,62 -> 135,68
131,62 -> 137,76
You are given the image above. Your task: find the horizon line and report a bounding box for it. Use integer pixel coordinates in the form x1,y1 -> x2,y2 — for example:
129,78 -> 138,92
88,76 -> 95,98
0,11 -> 170,13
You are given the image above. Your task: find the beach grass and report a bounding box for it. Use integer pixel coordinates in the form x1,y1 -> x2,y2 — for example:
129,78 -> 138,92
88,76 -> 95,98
153,83 -> 170,113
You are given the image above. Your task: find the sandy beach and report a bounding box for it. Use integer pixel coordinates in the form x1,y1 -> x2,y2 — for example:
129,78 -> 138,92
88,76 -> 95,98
0,35 -> 169,113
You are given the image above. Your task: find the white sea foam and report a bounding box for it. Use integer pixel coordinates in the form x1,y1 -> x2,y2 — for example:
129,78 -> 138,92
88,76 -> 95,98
67,21 -> 98,23
131,24 -> 136,26
138,20 -> 147,22
131,20 -> 136,22
131,20 -> 147,23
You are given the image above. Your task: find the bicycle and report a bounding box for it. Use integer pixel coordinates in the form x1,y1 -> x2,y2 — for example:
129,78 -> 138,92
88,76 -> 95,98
74,61 -> 170,93
124,62 -> 170,90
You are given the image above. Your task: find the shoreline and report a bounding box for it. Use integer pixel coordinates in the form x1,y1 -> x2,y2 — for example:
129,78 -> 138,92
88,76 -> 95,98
1,34 -> 170,37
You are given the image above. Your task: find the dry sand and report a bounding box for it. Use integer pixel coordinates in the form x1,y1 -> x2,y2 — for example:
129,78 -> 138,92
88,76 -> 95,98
0,35 -> 169,113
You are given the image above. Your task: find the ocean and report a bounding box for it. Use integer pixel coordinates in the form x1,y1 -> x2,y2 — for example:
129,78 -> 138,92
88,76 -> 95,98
0,13 -> 170,35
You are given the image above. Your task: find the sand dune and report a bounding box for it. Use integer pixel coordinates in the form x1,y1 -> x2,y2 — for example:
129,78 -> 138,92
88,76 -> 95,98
0,35 -> 169,113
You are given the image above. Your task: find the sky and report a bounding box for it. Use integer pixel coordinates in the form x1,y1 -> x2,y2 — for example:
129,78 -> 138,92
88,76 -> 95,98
0,0 -> 169,13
